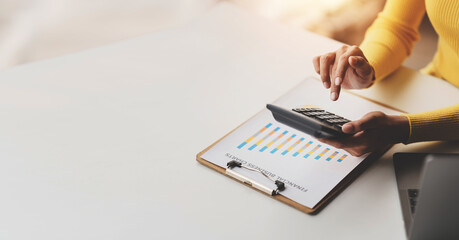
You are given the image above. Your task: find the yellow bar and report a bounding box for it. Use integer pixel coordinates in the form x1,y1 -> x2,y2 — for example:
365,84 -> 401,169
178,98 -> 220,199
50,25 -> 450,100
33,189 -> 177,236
244,136 -> 254,143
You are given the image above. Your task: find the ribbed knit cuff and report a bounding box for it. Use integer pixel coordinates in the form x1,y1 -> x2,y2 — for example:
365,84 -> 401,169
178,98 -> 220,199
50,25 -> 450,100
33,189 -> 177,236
402,104 -> 459,143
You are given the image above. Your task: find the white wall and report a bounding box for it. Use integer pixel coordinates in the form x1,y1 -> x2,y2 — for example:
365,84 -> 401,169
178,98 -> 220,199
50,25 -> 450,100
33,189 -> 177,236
0,0 -> 219,69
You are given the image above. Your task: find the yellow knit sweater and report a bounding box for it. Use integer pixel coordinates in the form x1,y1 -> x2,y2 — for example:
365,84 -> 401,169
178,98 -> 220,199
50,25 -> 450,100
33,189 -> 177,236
360,0 -> 459,143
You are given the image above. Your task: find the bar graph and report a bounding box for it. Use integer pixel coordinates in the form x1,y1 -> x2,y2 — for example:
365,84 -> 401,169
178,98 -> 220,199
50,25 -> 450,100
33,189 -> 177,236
248,127 -> 280,150
282,137 -> 304,155
259,130 -> 288,152
315,148 -> 330,160
293,141 -> 313,157
304,144 -> 321,159
337,154 -> 348,162
271,134 -> 296,154
237,123 -> 272,149
237,123 -> 349,163
326,151 -> 339,161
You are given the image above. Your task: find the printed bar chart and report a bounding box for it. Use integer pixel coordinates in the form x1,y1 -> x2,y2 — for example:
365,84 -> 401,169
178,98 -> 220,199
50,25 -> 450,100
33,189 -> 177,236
237,123 -> 350,164
237,123 -> 272,149
304,144 -> 321,159
293,141 -> 313,157
248,127 -> 280,150
315,148 -> 330,160
260,130 -> 288,152
271,134 -> 296,154
326,151 -> 339,161
282,137 -> 305,155
337,154 -> 348,162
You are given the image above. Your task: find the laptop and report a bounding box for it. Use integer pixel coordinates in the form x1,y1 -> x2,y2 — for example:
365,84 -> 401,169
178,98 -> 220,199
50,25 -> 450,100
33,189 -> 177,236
393,153 -> 459,240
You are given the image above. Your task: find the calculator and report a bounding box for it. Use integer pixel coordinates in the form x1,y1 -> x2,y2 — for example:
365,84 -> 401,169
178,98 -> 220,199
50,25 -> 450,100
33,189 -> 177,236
266,104 -> 352,138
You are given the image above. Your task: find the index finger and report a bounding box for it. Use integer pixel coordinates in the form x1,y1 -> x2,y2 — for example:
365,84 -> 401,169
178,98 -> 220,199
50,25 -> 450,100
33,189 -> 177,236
330,54 -> 351,101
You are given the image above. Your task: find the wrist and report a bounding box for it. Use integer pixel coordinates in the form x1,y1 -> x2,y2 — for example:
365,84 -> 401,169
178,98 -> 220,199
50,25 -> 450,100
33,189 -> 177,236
388,115 -> 410,143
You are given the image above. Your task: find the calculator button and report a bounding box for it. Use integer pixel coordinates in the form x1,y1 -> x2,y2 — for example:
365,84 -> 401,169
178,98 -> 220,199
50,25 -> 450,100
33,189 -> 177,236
307,108 -> 323,111
317,115 -> 340,120
298,108 -> 323,112
316,115 -> 333,120
303,111 -> 327,116
332,119 -> 350,123
326,119 -> 339,124
408,189 -> 419,198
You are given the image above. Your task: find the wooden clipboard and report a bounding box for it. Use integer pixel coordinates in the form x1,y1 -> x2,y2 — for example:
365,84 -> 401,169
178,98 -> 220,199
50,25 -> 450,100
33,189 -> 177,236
196,117 -> 389,215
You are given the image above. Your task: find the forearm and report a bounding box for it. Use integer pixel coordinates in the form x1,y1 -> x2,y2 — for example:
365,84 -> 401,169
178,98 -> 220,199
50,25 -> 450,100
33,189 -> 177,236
360,0 -> 425,80
402,104 -> 459,143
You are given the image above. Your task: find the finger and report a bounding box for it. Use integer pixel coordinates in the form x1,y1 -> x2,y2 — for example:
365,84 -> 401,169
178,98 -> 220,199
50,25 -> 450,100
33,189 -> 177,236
329,76 -> 341,101
345,148 -> 365,157
330,50 -> 353,101
320,130 -> 365,148
312,56 -> 320,74
342,111 -> 386,134
345,142 -> 375,157
334,53 -> 351,88
329,57 -> 345,101
320,53 -> 335,89
317,138 -> 346,149
349,56 -> 373,79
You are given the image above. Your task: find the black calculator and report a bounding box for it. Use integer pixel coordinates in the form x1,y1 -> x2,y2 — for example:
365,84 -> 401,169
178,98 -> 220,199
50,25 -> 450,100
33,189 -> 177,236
266,104 -> 352,138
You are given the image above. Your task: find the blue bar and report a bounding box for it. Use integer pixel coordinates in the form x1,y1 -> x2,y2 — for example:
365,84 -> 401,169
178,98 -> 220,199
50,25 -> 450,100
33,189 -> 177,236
270,148 -> 279,154
304,154 -> 310,158
259,146 -> 268,152
248,144 -> 257,150
237,142 -> 247,149
293,152 -> 299,157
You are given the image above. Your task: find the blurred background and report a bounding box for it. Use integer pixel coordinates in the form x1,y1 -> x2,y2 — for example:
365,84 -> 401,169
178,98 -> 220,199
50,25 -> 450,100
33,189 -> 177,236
0,0 -> 437,70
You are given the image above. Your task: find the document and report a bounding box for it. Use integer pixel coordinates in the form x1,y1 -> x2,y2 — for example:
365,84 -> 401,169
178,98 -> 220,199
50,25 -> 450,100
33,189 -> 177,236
201,77 -> 401,208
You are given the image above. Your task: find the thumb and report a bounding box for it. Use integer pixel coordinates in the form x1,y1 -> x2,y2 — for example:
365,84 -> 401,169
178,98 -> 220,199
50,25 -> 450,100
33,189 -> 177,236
342,111 -> 386,134
349,56 -> 373,79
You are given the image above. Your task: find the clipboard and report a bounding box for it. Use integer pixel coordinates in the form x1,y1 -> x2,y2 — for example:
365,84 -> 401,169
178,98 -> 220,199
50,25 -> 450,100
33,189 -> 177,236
196,120 -> 388,214
196,78 -> 403,214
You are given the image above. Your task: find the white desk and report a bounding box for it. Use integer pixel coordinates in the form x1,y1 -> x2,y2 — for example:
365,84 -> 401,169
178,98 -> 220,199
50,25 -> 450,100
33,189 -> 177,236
0,3 -> 457,239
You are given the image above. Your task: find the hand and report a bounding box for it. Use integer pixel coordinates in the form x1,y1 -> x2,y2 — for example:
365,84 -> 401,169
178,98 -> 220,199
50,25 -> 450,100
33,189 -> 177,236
318,112 -> 410,157
312,45 -> 375,101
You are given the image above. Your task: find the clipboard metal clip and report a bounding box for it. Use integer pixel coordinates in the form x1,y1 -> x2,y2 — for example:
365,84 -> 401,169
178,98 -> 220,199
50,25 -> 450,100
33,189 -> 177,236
226,160 -> 285,196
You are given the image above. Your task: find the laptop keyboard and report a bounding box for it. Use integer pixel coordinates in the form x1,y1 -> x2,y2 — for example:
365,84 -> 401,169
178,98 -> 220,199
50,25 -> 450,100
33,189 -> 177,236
408,189 -> 420,215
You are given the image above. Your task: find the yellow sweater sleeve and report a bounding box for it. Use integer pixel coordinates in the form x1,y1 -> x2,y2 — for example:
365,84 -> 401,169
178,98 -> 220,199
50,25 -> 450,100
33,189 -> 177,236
360,0 -> 459,143
360,0 -> 425,80
402,104 -> 459,143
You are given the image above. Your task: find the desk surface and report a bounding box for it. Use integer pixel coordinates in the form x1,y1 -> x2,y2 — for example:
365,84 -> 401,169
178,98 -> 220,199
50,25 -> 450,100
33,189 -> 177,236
0,3 -> 458,240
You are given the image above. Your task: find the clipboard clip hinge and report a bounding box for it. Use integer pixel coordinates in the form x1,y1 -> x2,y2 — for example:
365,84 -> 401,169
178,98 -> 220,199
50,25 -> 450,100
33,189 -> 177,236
226,160 -> 285,196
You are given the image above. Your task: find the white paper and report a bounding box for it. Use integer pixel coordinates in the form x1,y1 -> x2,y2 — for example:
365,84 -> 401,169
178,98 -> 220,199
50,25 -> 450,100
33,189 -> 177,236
201,77 -> 401,208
